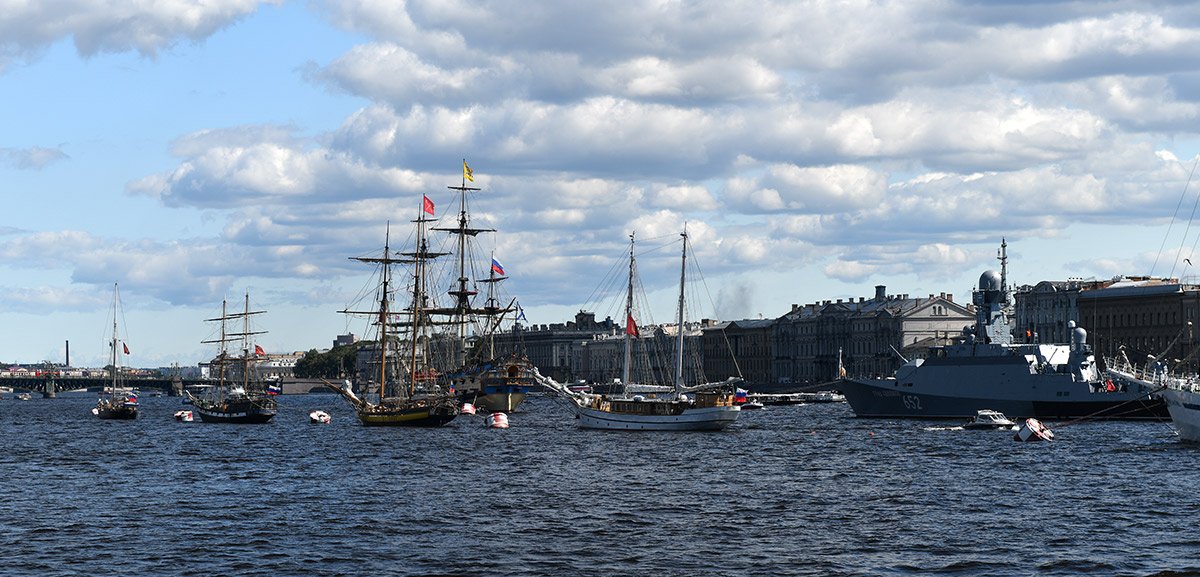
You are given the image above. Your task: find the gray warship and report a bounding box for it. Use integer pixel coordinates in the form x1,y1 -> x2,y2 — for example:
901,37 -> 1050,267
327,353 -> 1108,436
837,243 -> 1166,420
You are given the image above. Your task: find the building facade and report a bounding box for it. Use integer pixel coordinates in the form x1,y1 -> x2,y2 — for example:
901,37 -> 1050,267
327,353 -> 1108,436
491,311 -> 619,382
702,319 -> 774,388
772,285 -> 973,386
1075,280 -> 1200,373
576,322 -> 708,386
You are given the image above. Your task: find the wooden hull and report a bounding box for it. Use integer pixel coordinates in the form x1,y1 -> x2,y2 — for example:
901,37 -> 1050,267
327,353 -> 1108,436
468,391 -> 527,413
453,354 -> 535,413
357,402 -> 457,427
576,404 -> 740,431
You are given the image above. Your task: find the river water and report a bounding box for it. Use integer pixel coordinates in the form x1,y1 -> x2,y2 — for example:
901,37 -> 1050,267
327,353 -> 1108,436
0,392 -> 1196,576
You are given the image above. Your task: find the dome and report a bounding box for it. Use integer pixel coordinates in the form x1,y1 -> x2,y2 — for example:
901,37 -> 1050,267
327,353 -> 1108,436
979,270 -> 1002,291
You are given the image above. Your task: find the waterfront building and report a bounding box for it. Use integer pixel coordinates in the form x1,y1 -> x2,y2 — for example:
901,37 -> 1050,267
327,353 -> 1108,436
772,285 -> 973,387
490,311 -> 618,382
201,350 -> 304,381
1013,278 -> 1115,344
576,321 -> 707,385
1013,276 -> 1200,372
702,319 -> 774,389
1075,279 -> 1200,373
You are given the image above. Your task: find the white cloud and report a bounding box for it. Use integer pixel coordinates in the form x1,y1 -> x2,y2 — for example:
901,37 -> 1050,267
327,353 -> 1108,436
0,146 -> 68,169
0,0 -> 277,70
17,0 -> 1200,347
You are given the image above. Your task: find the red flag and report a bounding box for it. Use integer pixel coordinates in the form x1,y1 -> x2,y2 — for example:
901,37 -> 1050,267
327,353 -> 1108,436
422,195 -> 435,215
122,343 -> 130,355
626,314 -> 639,337
254,344 -> 265,356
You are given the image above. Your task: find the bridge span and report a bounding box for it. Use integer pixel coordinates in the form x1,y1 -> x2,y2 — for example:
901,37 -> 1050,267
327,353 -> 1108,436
0,375 -> 196,397
0,375 -> 333,397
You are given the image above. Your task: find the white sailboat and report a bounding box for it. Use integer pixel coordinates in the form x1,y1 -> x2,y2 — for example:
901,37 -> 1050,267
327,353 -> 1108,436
536,229 -> 741,431
94,283 -> 138,420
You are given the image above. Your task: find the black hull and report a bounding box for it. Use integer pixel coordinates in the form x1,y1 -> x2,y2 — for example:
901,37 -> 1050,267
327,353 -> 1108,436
96,407 -> 138,420
192,396 -> 277,424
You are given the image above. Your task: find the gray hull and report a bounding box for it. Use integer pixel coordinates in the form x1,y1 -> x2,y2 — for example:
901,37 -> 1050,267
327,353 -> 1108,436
839,376 -> 1165,420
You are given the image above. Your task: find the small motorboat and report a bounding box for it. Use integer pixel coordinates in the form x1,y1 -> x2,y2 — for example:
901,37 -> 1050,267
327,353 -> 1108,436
963,409 -> 1016,430
760,393 -> 805,406
1014,417 -> 1054,442
460,402 -> 477,416
485,412 -> 509,429
16,392 -> 32,401
174,410 -> 194,422
309,410 -> 332,424
740,400 -> 765,410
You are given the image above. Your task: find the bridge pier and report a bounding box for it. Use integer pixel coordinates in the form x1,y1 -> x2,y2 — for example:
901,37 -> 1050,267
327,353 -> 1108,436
42,380 -> 56,399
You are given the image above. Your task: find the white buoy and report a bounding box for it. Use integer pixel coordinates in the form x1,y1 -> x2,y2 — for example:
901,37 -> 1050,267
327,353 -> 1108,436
309,410 -> 332,424
461,402 -> 477,416
485,412 -> 509,429
1014,417 -> 1053,441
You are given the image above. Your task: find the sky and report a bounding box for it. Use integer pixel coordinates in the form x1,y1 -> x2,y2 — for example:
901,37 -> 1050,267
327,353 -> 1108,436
5,0 -> 1200,368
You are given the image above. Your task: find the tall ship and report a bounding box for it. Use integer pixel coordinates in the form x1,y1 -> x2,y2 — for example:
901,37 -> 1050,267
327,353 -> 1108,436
325,191 -> 460,427
189,293 -> 278,424
838,240 -> 1166,420
431,162 -> 536,413
536,230 -> 741,431
93,283 -> 139,420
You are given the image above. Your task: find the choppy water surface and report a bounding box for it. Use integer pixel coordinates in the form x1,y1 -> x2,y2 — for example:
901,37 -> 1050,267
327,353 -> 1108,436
1,393 -> 1197,576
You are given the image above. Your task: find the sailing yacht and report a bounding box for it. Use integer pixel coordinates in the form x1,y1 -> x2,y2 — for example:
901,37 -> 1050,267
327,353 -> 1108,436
94,283 -> 138,420
429,162 -> 536,413
325,196 -> 458,427
537,230 -> 741,431
189,293 -> 277,424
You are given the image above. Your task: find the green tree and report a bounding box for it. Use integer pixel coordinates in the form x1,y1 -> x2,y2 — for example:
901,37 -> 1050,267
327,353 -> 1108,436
294,345 -> 359,379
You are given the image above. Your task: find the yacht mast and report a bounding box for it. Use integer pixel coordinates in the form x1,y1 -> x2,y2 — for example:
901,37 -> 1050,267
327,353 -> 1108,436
674,229 -> 687,397
623,233 -> 635,391
110,283 -> 119,396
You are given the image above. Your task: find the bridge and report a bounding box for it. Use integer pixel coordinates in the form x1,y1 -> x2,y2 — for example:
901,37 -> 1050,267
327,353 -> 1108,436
0,375 -> 200,398
0,375 -> 334,397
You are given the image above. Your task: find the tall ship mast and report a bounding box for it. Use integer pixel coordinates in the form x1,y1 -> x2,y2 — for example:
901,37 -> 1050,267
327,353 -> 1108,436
426,160 -> 536,414
326,191 -> 459,427
189,291 -> 277,424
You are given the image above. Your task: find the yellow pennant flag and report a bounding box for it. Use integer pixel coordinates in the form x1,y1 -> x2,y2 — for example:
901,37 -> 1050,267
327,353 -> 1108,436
463,160 -> 474,182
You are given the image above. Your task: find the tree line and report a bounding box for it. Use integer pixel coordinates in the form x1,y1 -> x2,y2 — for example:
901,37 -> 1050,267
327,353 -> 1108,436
292,344 -> 361,379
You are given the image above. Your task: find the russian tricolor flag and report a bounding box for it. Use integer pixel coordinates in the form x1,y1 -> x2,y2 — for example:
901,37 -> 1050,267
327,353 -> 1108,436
491,258 -> 505,276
